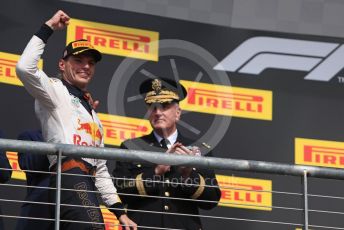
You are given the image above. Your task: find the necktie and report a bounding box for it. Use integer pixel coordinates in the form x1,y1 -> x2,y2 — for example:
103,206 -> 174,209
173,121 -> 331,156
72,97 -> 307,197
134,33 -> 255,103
160,139 -> 168,149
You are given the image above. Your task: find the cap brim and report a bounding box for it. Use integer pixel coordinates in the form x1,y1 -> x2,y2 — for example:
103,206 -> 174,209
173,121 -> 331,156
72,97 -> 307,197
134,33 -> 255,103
145,98 -> 179,104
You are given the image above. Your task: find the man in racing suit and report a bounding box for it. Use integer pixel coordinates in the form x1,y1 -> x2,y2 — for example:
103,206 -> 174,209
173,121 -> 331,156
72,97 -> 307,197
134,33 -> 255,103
16,10 -> 136,230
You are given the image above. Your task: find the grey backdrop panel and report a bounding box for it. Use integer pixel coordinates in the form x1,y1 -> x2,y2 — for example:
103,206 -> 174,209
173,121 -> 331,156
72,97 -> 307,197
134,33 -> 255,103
2,0 -> 344,229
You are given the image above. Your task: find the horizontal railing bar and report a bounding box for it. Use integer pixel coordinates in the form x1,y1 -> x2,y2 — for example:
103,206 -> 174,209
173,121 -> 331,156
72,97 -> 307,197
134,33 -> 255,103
0,167 -> 306,197
1,138 -> 344,180
0,215 -> 173,230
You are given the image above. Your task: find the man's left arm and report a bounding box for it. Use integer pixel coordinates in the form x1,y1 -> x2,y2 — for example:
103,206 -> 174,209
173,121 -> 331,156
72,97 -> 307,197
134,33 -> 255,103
95,159 -> 138,229
95,159 -> 126,217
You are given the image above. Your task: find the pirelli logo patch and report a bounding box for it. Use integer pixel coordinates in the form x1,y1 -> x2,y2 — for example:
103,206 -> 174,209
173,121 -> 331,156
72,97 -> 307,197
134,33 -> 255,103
180,80 -> 273,120
6,152 -> 25,180
67,18 -> 159,61
295,138 -> 344,168
101,205 -> 120,230
217,175 -> 272,211
98,113 -> 152,146
0,51 -> 43,86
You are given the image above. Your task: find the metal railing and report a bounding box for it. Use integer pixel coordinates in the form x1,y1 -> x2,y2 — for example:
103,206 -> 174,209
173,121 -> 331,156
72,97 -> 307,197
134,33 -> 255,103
1,138 -> 344,230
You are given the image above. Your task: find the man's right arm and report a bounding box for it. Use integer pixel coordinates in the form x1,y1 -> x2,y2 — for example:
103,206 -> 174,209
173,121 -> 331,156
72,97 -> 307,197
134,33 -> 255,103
16,10 -> 69,108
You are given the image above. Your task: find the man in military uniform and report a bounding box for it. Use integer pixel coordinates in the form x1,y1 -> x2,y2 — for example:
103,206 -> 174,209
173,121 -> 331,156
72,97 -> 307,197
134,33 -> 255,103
113,78 -> 221,230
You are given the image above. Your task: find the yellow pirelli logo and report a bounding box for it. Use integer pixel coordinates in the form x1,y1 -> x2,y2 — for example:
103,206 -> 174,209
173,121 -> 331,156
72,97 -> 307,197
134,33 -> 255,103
98,113 -> 152,146
67,18 -> 159,61
6,152 -> 26,180
72,40 -> 94,49
216,175 -> 272,211
179,80 -> 273,120
0,52 -> 43,86
295,138 -> 344,168
100,206 -> 120,230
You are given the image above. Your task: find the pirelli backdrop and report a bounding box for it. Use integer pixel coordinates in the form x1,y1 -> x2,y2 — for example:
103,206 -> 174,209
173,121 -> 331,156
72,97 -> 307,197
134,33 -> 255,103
2,1 -> 344,230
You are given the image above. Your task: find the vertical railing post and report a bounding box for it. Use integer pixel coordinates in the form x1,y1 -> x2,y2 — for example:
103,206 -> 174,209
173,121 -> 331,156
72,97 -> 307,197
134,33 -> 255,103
303,169 -> 309,230
55,150 -> 62,230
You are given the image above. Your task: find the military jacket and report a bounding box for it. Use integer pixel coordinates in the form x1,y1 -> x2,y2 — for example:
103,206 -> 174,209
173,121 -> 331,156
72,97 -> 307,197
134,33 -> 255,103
113,132 -> 221,230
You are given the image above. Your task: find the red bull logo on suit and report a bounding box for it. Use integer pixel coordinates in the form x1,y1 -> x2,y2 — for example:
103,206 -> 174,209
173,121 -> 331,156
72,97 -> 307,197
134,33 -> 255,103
73,119 -> 103,146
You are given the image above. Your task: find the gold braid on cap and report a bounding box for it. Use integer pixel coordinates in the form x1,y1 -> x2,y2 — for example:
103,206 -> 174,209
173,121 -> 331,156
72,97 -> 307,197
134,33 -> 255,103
145,79 -> 180,104
152,79 -> 162,93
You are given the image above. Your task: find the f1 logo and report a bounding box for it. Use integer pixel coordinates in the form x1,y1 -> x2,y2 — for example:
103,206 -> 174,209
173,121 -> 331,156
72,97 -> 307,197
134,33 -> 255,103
214,36 -> 344,81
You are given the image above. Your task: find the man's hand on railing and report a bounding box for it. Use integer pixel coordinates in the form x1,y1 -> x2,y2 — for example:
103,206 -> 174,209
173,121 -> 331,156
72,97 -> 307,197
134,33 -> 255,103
119,214 -> 137,230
